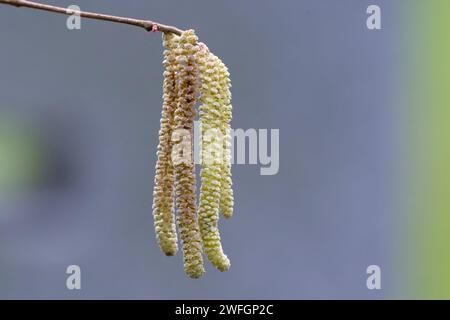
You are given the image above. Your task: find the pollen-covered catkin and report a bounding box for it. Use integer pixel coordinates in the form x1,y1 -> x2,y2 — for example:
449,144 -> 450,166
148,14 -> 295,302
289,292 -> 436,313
172,30 -> 205,279
152,33 -> 179,256
196,44 -> 231,272
217,59 -> 234,219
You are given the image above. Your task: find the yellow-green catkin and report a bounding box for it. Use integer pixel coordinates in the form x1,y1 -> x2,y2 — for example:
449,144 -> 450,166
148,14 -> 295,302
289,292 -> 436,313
217,59 -> 234,219
152,33 -> 179,257
196,43 -> 231,272
172,30 -> 205,279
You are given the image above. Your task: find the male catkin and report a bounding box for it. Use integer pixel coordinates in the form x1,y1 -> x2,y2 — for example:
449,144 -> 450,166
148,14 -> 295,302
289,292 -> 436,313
152,33 -> 179,256
197,44 -> 230,272
216,58 -> 234,219
172,30 -> 205,279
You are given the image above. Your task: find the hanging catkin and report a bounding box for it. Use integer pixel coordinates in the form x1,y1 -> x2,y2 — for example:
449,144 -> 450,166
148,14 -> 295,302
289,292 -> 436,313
196,43 -> 231,272
172,30 -> 205,279
217,58 -> 234,219
152,33 -> 179,257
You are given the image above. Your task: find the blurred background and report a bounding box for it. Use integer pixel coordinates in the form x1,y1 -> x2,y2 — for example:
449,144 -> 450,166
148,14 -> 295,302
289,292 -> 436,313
0,0 -> 448,299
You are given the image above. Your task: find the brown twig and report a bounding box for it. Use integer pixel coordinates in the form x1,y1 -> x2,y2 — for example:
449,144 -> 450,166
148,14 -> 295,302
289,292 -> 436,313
0,0 -> 184,35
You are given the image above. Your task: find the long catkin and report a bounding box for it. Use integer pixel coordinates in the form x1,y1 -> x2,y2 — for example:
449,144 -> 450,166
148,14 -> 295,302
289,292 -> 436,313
152,33 -> 179,257
172,30 -> 205,279
197,44 -> 231,272
217,58 -> 234,219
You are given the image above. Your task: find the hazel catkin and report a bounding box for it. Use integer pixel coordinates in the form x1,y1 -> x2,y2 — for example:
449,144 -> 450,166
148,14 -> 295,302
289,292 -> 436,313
172,30 -> 205,279
152,32 -> 179,257
196,44 -> 231,272
217,59 -> 234,220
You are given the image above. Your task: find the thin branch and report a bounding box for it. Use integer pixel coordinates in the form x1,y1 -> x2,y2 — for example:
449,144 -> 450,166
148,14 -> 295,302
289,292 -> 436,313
0,0 -> 184,35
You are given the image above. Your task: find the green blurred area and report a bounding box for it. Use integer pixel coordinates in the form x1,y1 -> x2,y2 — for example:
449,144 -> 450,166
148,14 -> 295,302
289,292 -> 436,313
0,117 -> 45,195
408,0 -> 450,299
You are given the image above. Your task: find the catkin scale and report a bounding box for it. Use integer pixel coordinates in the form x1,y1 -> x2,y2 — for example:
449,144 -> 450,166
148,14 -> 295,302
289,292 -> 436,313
172,30 -> 205,279
152,33 -> 179,257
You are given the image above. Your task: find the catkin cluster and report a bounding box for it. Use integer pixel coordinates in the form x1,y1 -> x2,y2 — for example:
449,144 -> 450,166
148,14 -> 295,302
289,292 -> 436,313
152,30 -> 234,278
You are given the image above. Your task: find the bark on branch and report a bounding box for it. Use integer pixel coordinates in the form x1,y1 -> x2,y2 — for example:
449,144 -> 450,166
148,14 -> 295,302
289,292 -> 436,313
0,0 -> 184,35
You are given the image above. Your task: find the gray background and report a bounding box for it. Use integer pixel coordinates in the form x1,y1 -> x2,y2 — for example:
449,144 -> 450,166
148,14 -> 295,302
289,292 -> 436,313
0,0 -> 396,299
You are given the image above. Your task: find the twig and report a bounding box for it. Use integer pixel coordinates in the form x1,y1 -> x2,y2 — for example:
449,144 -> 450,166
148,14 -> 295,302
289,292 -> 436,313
0,0 -> 184,35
